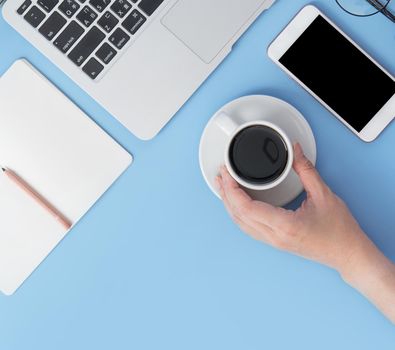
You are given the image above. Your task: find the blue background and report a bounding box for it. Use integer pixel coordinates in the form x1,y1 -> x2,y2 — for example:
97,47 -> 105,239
1,0 -> 395,348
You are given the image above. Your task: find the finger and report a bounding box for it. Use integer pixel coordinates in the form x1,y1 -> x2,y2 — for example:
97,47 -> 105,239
218,174 -> 287,245
293,143 -> 328,199
220,179 -> 272,244
220,166 -> 290,228
219,174 -> 251,224
220,166 -> 252,209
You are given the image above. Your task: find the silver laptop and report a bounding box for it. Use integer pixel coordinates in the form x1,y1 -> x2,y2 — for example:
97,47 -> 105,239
2,0 -> 275,139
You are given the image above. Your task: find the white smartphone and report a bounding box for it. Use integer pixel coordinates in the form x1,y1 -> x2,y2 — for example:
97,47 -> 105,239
268,5 -> 395,142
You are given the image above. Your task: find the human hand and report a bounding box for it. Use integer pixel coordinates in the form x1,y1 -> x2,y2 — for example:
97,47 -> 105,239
217,144 -> 395,323
216,143 -> 370,273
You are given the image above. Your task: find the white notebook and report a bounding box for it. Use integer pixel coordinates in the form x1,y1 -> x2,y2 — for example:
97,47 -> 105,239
0,60 -> 132,295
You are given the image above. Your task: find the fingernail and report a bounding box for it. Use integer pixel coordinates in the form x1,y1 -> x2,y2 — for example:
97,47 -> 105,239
220,166 -> 227,178
215,176 -> 222,189
294,143 -> 303,159
222,169 -> 231,183
215,176 -> 225,199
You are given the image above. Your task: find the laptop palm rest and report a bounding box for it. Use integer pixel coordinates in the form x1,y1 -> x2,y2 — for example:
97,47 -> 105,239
161,0 -> 267,64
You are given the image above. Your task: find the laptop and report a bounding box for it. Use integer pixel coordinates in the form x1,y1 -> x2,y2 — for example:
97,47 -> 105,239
2,0 -> 276,140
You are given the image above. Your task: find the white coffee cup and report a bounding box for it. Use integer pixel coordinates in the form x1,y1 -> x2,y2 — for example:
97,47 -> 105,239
216,111 -> 294,191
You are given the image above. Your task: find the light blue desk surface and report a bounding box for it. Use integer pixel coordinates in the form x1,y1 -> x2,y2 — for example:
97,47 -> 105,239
1,0 -> 395,348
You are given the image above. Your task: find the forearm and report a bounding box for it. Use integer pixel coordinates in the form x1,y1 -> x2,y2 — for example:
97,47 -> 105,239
341,235 -> 395,324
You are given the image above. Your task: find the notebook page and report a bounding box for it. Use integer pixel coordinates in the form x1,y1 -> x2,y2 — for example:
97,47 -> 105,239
0,60 -> 132,295
0,174 -> 65,295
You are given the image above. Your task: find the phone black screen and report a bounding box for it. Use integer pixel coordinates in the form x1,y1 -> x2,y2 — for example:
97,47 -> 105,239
279,15 -> 395,132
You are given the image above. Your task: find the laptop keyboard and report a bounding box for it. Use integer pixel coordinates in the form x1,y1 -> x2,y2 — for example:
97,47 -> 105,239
18,0 -> 165,80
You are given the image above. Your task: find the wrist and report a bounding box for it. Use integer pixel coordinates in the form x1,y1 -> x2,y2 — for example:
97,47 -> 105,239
339,231 -> 395,296
339,233 -> 395,323
339,232 -> 383,284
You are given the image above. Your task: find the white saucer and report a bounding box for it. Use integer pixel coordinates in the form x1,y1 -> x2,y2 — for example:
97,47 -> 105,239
199,95 -> 317,207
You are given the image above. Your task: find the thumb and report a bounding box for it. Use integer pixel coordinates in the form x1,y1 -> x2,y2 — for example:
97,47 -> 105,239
293,143 -> 327,199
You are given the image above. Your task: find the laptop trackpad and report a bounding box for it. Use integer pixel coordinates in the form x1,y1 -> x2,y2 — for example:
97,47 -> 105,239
161,0 -> 266,63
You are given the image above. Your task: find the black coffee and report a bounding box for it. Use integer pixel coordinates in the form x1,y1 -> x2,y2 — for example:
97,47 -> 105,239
229,126 -> 288,185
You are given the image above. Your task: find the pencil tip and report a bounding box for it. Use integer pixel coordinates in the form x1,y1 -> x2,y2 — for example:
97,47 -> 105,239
1,167 -> 5,172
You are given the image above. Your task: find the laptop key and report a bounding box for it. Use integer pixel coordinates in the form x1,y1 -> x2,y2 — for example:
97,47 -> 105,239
108,27 -> 130,49
68,26 -> 106,66
59,0 -> 80,18
53,20 -> 84,53
17,0 -> 32,15
39,11 -> 67,40
98,11 -> 118,33
138,0 -> 164,16
96,43 -> 117,64
110,0 -> 132,18
76,6 -> 97,27
122,9 -> 146,35
89,0 -> 111,13
82,57 -> 104,79
24,6 -> 46,28
37,0 -> 58,12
